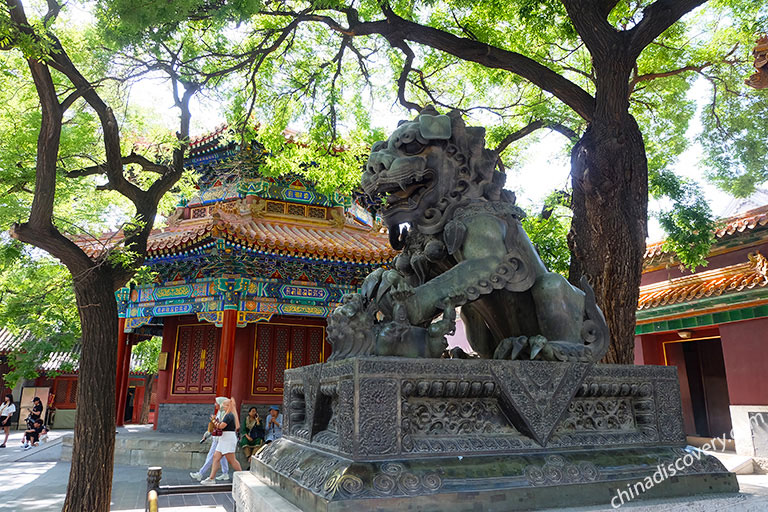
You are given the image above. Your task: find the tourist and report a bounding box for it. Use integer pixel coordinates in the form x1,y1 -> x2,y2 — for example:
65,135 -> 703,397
265,406 -> 282,443
240,407 -> 264,465
26,396 -> 43,429
20,396 -> 44,447
201,397 -> 242,485
190,397 -> 230,481
22,418 -> 44,449
0,394 -> 15,448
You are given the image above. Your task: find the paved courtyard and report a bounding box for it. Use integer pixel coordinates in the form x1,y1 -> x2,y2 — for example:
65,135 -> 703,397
0,430 -> 233,511
1,427 -> 768,511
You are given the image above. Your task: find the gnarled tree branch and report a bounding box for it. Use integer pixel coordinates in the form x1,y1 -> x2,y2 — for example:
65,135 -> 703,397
66,153 -> 172,178
629,0 -> 708,59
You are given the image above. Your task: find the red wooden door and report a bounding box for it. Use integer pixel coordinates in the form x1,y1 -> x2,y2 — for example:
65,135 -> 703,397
173,324 -> 219,394
271,325 -> 290,393
131,385 -> 145,424
288,325 -> 324,367
252,324 -> 325,396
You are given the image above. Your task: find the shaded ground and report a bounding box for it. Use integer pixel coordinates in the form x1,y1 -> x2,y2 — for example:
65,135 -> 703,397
0,430 -> 233,511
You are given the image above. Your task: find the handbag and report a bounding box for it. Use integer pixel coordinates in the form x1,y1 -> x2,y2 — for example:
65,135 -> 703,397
211,428 -> 223,437
250,424 -> 265,441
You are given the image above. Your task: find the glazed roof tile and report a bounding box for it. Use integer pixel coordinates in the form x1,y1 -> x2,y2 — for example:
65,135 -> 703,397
638,252 -> 768,310
77,203 -> 396,263
0,328 -> 35,353
645,204 -> 768,264
212,208 -> 396,262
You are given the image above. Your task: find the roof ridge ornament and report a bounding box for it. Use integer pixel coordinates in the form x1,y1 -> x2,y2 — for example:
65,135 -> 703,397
748,251 -> 768,277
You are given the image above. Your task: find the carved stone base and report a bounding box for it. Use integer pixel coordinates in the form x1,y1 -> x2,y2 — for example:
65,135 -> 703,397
239,358 -> 738,511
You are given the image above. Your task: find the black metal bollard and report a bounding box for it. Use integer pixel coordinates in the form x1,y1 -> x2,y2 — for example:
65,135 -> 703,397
145,466 -> 162,512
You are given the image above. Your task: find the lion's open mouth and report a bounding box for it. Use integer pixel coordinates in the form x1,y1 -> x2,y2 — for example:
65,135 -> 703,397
384,181 -> 429,209
374,169 -> 435,212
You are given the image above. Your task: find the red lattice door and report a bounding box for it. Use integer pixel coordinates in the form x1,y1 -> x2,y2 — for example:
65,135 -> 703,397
53,378 -> 77,409
173,324 -> 219,394
305,326 -> 324,365
288,326 -> 324,367
271,326 -> 290,394
252,324 -> 325,396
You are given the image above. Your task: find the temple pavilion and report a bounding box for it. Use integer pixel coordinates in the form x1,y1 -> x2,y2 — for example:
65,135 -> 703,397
79,126 -> 396,431
634,196 -> 768,463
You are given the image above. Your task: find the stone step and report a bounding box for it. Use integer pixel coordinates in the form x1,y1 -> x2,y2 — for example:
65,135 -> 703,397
687,435 -> 736,452
705,450 -> 755,475
233,472 -> 301,512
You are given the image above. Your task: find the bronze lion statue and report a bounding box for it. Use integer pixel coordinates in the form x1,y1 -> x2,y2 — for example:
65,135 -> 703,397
327,106 -> 609,363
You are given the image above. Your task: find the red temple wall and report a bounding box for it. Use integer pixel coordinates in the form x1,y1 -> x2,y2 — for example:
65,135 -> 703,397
635,327 -> 722,435
719,318 -> 768,406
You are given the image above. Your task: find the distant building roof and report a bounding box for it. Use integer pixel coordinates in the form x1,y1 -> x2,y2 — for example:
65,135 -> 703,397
644,204 -> 768,268
638,252 -> 768,310
0,328 -> 154,375
75,197 -> 396,264
718,189 -> 768,219
75,126 -> 395,266
0,328 -> 35,353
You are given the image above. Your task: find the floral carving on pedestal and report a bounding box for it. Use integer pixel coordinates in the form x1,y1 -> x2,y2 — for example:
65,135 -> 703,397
358,378 -> 399,456
559,398 -> 636,432
524,455 -> 600,486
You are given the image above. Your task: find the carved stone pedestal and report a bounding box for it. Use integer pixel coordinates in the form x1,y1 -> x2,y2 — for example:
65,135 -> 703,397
237,358 -> 737,511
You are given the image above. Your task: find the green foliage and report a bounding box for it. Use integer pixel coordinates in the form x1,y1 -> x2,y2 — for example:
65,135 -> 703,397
650,170 -> 715,270
96,0 -> 264,46
523,214 -> 571,277
0,242 -> 80,387
701,87 -> 768,197
132,336 -> 162,375
697,1 -> 768,197
522,193 -> 572,277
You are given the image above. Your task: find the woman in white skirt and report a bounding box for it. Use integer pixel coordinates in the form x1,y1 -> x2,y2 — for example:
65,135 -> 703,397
189,396 -> 229,481
201,397 -> 242,485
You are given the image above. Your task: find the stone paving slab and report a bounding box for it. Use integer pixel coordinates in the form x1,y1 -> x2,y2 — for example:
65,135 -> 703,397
0,460 -> 235,511
537,474 -> 768,511
1,454 -> 767,512
0,429 -> 70,464
2,422 -> 768,512
121,508 -> 226,512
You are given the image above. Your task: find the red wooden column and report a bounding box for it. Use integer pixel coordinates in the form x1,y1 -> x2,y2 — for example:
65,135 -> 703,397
116,335 -> 134,426
115,318 -> 128,422
216,310 -> 238,398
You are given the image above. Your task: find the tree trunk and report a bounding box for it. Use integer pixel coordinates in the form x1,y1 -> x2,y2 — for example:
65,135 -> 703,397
62,269 -> 118,512
140,374 -> 154,425
568,112 -> 648,365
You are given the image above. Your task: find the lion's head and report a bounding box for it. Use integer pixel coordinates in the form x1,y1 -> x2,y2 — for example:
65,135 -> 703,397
363,106 -> 506,248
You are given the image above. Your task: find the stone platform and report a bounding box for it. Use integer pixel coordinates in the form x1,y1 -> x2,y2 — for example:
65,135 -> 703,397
239,357 -> 738,511
60,427 -> 248,470
61,431 -> 210,469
